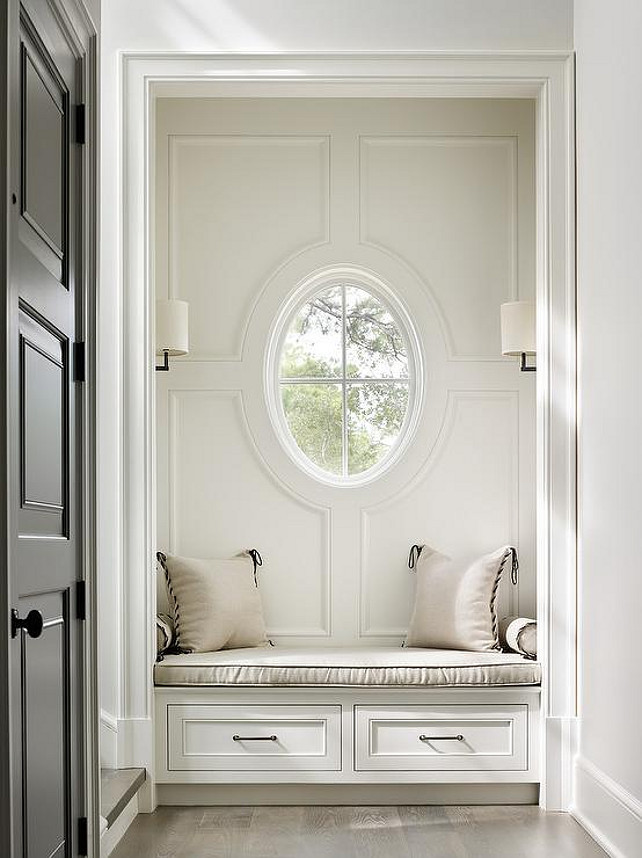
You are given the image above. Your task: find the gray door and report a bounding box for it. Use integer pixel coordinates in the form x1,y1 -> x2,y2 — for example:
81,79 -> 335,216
8,2 -> 85,856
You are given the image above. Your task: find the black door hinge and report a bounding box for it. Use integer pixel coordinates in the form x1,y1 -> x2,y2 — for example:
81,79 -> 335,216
78,816 -> 88,856
76,581 -> 86,621
73,341 -> 86,382
75,104 -> 86,145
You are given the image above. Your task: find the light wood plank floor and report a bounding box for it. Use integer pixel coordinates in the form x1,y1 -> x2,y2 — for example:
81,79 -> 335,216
111,805 -> 606,858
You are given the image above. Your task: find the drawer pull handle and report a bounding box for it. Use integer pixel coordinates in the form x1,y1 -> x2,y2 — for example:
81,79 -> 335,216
232,734 -> 278,742
419,734 -> 464,742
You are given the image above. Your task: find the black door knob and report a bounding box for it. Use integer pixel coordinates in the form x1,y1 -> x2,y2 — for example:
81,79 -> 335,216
11,609 -> 44,639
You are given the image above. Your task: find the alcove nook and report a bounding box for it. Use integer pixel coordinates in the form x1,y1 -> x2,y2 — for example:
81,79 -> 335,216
106,53 -> 576,818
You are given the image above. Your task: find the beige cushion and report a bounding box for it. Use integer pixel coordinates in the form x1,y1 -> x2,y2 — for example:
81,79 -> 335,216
154,646 -> 540,688
499,616 -> 537,659
405,545 -> 513,652
160,552 -> 269,653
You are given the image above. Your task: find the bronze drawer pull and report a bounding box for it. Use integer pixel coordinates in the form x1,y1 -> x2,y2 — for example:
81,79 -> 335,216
419,734 -> 464,742
232,734 -> 278,742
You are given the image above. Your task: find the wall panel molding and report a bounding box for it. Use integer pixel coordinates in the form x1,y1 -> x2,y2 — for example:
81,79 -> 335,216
166,388 -> 332,637
166,133 -> 330,362
359,134 -> 520,361
359,390 -> 521,637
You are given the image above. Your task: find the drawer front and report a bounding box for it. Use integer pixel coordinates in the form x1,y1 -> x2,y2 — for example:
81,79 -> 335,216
355,705 -> 528,772
167,704 -> 341,771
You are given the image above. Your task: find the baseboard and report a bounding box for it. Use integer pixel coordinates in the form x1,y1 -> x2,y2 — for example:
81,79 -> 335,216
100,715 -> 154,767
116,717 -> 153,766
99,715 -> 155,811
100,793 -> 138,857
571,755 -> 642,858
113,717 -> 155,812
541,716 -> 578,811
157,783 -> 539,806
100,710 -> 118,769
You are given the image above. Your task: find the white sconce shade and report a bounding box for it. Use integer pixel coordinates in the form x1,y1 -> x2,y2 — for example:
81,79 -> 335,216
156,299 -> 189,356
500,301 -> 535,356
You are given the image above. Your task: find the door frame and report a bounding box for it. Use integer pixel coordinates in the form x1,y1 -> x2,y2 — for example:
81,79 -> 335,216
114,52 -> 576,811
1,0 -> 99,854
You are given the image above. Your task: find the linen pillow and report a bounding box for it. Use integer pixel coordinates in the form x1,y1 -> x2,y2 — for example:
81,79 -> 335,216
499,616 -> 537,659
405,544 -> 515,652
158,550 -> 269,653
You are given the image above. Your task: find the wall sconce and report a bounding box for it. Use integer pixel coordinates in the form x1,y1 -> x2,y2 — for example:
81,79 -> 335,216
501,301 -> 536,372
156,299 -> 189,371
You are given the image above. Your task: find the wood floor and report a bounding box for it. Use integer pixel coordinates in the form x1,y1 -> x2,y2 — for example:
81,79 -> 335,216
111,805 -> 606,858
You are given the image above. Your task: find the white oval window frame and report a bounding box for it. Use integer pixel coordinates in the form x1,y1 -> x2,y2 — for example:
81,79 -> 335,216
265,266 -> 425,487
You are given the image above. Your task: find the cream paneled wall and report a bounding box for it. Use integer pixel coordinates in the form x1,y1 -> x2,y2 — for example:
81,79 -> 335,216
155,98 -> 536,645
168,134 -> 329,360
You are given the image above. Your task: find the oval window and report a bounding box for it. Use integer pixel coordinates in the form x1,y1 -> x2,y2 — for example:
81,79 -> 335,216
270,275 -> 421,484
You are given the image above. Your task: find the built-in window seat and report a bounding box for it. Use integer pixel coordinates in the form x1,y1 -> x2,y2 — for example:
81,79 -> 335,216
154,646 -> 541,798
154,645 -> 541,688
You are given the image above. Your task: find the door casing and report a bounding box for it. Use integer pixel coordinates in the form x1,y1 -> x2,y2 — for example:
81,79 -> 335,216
110,53 -> 576,814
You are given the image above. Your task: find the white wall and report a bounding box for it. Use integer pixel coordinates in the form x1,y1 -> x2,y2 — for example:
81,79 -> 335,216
155,97 -> 536,645
574,1 -> 642,855
102,0 -> 572,54
99,0 -> 572,764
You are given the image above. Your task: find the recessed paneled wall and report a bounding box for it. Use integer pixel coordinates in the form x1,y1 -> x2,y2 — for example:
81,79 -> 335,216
155,98 -> 536,645
168,134 -> 329,360
360,136 -> 518,358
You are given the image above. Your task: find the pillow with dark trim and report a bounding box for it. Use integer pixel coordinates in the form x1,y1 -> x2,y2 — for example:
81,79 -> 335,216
158,550 -> 269,653
405,545 -> 515,652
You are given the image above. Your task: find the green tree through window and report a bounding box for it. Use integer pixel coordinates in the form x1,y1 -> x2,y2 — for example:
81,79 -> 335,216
279,285 -> 411,478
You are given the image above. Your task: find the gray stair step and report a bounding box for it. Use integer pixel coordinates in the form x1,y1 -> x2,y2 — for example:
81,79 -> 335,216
100,767 -> 146,829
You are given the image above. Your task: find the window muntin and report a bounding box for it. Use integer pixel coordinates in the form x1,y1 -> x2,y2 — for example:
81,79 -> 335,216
277,282 -> 414,481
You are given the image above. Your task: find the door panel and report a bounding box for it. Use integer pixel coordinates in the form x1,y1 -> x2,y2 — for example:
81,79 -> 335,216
20,590 -> 70,858
22,47 -> 65,254
9,2 -> 83,856
20,307 -> 68,537
19,17 -> 68,284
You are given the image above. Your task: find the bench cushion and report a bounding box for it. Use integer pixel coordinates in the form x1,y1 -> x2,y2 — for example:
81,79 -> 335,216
154,646 -> 541,688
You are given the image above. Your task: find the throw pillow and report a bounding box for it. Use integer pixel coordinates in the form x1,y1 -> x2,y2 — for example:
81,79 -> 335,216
405,544 -> 515,652
158,550 -> 269,653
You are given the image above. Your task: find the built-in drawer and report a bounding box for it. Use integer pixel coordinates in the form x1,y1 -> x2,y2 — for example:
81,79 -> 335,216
355,705 -> 528,772
167,704 -> 341,771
